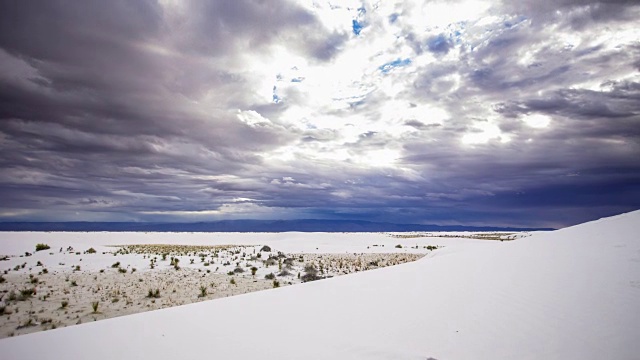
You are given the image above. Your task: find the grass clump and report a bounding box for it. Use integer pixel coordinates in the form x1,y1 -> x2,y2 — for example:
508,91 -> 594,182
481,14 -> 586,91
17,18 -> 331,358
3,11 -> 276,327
272,280 -> 280,288
147,289 -> 161,298
35,243 -> 50,252
198,285 -> 207,298
91,301 -> 99,313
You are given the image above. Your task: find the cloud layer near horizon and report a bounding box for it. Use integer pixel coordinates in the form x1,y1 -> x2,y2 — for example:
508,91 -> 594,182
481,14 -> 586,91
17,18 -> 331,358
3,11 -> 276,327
0,0 -> 639,228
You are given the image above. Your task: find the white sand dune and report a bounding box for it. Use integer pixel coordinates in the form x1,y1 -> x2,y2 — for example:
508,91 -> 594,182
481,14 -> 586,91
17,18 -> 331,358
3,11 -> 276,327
1,211 -> 639,359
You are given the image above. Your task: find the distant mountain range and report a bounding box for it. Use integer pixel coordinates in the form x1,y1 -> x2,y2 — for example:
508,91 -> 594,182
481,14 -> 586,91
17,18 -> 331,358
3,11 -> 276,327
0,220 -> 553,232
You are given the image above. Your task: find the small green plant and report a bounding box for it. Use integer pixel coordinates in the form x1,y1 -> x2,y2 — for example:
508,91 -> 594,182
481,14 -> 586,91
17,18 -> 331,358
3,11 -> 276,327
230,278 -> 236,285
61,300 -> 68,308
250,266 -> 258,276
199,285 -> 207,297
147,288 -> 161,298
91,301 -> 99,313
35,243 -> 50,252
86,247 -> 96,254
273,280 -> 280,288
74,265 -> 81,271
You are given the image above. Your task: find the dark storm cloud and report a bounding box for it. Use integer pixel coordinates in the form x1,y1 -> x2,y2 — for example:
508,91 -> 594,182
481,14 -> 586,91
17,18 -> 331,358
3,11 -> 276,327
171,1 -> 346,61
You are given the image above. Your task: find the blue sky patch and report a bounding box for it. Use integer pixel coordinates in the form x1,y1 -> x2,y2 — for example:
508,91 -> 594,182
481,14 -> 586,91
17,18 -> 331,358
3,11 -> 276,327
352,19 -> 363,35
379,58 -> 411,74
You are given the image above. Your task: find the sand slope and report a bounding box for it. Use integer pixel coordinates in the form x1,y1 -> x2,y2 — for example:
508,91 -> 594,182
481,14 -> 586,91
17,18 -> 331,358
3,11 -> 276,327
1,211 -> 639,359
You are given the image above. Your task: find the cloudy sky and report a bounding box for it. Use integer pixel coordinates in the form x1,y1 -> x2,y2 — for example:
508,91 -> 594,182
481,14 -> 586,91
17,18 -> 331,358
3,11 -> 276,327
0,0 -> 639,228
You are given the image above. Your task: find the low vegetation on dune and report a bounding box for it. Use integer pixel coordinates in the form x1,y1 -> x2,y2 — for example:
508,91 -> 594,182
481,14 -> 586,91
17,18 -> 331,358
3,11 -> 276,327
0,240 -> 433,338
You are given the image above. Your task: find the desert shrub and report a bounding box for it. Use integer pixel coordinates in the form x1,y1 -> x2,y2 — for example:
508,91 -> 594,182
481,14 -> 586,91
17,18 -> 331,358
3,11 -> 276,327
19,288 -> 35,300
0,275 -> 5,283
199,285 -> 207,297
36,260 -> 43,267
118,268 -> 127,274
264,258 -> 277,266
8,290 -> 17,301
250,266 -> 258,276
278,269 -> 291,277
147,289 -> 160,298
260,245 -> 271,252
227,271 -> 234,275
204,262 -> 210,266
426,245 -> 437,251
395,244 -> 403,248
111,262 -> 120,268
35,243 -> 50,252
301,263 -> 321,283
264,272 -> 275,280
70,280 -> 77,286
230,278 -> 236,285
0,306 -> 5,315
30,276 -> 39,284
131,268 -> 136,273
233,267 -> 244,274
91,301 -> 99,313
273,280 -> 280,288
86,247 -> 96,254
42,268 -> 48,274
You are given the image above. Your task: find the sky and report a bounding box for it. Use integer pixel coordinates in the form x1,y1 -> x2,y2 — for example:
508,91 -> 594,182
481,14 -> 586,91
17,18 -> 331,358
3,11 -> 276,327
0,0 -> 639,228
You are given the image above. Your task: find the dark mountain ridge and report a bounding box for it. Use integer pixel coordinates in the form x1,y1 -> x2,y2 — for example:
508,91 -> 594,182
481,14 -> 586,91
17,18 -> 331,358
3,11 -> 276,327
0,220 -> 553,232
